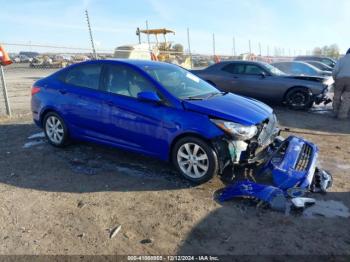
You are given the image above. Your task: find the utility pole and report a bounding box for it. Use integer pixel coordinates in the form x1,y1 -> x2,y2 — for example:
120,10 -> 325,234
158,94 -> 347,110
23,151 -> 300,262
248,40 -> 252,55
187,28 -> 193,69
136,27 -> 141,44
259,42 -> 262,56
232,36 -> 236,57
85,9 -> 97,59
212,33 -> 216,57
146,20 -> 151,53
267,45 -> 270,57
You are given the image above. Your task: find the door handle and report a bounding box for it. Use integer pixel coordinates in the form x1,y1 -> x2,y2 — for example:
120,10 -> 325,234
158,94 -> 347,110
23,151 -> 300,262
59,89 -> 67,94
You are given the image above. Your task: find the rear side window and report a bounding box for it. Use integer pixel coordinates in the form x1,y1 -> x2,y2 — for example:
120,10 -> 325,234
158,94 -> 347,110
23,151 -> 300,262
222,63 -> 245,74
64,64 -> 102,89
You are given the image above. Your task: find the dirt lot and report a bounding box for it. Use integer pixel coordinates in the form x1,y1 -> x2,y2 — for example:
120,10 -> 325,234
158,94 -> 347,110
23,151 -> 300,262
0,65 -> 350,256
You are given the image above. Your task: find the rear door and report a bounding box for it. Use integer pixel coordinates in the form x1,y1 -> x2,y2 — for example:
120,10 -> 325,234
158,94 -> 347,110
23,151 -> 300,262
98,63 -> 171,157
59,62 -> 106,138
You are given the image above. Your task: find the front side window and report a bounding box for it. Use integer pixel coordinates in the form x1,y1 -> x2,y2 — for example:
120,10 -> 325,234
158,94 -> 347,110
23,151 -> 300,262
244,65 -> 265,75
64,63 -> 102,89
104,64 -> 156,98
142,63 -> 219,100
263,63 -> 286,76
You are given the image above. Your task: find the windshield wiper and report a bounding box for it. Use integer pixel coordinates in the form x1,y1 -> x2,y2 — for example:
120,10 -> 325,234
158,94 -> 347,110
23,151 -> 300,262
205,91 -> 228,99
184,96 -> 204,100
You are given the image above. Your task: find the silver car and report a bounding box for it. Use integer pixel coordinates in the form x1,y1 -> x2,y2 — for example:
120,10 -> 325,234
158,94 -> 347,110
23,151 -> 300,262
271,61 -> 332,77
191,61 -> 331,110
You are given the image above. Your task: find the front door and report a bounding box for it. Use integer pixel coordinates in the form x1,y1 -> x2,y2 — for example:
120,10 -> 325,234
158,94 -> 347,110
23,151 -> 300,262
99,63 -> 171,157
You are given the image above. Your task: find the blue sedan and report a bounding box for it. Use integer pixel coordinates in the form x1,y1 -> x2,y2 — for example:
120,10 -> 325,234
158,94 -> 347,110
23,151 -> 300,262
31,59 -> 278,183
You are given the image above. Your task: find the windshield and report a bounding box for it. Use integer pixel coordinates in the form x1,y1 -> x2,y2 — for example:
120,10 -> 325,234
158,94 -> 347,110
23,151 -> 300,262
263,63 -> 287,76
142,64 -> 220,99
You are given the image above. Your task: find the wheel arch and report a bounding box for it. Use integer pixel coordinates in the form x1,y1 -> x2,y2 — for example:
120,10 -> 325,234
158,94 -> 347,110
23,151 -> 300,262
168,132 -> 214,161
283,85 -> 312,102
40,107 -> 63,126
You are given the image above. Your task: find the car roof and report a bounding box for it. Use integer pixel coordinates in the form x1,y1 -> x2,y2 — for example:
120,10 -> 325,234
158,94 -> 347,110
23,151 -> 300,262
218,60 -> 265,65
210,60 -> 269,69
295,56 -> 335,61
273,61 -> 308,65
105,58 -> 171,67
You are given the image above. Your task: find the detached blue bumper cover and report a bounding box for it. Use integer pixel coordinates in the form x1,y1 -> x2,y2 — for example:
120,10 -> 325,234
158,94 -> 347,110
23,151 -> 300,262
262,136 -> 319,190
219,180 -> 283,201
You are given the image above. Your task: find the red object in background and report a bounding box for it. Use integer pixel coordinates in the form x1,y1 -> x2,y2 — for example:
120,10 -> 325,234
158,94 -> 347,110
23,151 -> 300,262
0,45 -> 12,66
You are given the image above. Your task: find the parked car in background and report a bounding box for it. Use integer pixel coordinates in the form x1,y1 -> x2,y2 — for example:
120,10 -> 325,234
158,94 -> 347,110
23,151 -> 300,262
19,51 -> 40,59
271,61 -> 332,77
31,59 -> 281,183
304,61 -> 333,72
14,55 -> 32,63
191,61 -> 331,110
294,56 -> 336,68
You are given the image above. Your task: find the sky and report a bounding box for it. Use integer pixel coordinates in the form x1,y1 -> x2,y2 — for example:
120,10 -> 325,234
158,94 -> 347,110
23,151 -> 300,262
1,0 -> 349,55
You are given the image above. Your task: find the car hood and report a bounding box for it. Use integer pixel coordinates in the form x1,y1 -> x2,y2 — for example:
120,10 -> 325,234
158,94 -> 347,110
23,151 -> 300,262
183,93 -> 273,125
283,75 -> 326,82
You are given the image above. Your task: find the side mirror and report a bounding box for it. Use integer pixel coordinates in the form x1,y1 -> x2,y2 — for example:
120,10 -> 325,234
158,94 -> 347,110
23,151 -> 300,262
260,72 -> 266,78
137,91 -> 162,103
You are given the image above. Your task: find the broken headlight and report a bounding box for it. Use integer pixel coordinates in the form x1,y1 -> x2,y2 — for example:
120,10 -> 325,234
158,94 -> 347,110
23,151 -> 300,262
211,119 -> 258,140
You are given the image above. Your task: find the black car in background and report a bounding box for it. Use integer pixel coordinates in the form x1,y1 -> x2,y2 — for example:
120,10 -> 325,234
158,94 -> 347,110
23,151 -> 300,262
271,61 -> 332,77
294,56 -> 336,68
304,61 -> 333,72
191,61 -> 331,110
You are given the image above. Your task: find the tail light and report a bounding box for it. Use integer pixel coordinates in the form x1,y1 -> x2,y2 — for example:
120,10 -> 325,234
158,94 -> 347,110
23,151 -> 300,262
31,86 -> 41,96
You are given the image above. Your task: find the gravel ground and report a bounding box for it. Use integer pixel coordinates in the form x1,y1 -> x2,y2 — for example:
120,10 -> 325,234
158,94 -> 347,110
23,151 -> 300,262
0,65 -> 349,256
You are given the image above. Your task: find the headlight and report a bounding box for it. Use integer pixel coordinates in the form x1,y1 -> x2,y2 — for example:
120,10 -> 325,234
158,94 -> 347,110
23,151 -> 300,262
211,119 -> 258,140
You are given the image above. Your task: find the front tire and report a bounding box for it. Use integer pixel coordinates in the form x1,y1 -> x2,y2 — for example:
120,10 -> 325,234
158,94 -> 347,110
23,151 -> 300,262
172,137 -> 218,184
43,112 -> 69,147
285,87 -> 313,110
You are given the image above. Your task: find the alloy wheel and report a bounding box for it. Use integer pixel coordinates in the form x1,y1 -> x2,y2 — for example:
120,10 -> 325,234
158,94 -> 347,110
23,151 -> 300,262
45,115 -> 64,144
177,143 -> 209,178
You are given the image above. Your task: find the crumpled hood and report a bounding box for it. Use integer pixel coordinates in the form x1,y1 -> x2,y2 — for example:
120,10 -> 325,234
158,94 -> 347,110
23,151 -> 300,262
183,93 -> 273,125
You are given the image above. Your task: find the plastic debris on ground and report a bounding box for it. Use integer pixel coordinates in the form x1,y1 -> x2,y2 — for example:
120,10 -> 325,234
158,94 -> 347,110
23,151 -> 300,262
23,140 -> 46,149
27,132 -> 45,140
219,135 -> 340,215
23,132 -> 46,148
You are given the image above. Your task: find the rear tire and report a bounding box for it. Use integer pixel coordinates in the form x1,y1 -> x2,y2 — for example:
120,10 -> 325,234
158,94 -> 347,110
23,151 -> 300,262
285,87 -> 313,110
172,136 -> 218,184
43,112 -> 69,147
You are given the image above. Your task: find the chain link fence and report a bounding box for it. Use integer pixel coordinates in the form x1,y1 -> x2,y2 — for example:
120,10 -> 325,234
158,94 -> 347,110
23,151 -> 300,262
0,42 -> 297,117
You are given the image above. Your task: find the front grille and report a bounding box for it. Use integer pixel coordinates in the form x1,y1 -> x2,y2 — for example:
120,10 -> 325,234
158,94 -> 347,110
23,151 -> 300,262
295,144 -> 312,171
257,114 -> 277,146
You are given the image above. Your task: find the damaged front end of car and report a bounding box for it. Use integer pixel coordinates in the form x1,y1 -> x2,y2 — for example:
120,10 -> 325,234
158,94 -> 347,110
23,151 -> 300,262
216,134 -> 333,211
211,113 -> 332,209
211,113 -> 281,173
